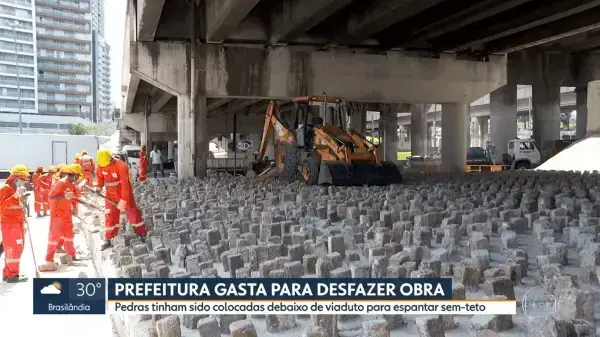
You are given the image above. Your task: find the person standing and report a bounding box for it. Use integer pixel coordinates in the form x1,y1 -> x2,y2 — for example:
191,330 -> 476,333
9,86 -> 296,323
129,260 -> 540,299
40,165 -> 79,271
0,165 -> 30,283
95,149 -> 148,251
79,150 -> 95,187
173,142 -> 178,175
149,146 -> 164,179
32,166 -> 46,217
139,145 -> 148,182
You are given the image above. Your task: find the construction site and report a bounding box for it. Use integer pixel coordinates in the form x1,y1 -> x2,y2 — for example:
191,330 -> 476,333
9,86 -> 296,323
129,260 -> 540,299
6,0 -> 600,336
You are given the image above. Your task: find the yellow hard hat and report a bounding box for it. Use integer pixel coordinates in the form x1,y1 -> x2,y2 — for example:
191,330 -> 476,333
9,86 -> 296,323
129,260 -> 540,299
75,153 -> 81,160
9,165 -> 30,179
70,164 -> 83,174
49,165 -> 57,173
60,165 -> 74,174
97,149 -> 112,167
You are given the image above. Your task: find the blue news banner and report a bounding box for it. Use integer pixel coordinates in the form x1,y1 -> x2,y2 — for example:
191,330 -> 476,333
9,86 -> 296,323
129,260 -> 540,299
33,278 -> 453,315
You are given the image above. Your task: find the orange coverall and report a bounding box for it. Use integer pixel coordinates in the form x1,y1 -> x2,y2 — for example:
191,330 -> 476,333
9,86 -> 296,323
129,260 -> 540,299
38,173 -> 52,212
0,179 -> 26,279
96,159 -> 147,240
80,155 -> 95,187
32,171 -> 43,216
46,177 -> 77,262
138,148 -> 148,182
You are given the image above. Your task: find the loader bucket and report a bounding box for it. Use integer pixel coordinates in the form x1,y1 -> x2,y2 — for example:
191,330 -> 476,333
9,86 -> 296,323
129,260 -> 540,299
317,160 -> 403,186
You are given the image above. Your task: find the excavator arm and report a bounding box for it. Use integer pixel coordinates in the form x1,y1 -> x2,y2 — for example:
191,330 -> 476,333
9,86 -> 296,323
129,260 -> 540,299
254,100 -> 297,162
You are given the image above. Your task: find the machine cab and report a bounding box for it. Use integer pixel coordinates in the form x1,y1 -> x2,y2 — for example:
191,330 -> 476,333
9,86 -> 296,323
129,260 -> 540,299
507,139 -> 541,168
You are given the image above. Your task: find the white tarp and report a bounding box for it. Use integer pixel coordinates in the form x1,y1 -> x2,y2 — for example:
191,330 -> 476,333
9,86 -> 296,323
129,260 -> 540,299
536,134 -> 600,172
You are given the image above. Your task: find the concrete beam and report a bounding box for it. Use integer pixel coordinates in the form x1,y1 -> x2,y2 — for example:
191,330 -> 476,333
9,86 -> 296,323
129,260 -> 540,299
271,0 -> 353,43
203,45 -> 506,103
222,99 -> 262,114
486,8 -> 600,53
444,0 -> 600,51
136,0 -> 165,41
205,0 -> 260,42
130,41 -> 189,96
338,0 -> 443,44
206,113 -> 265,139
123,112 -> 177,133
151,91 -> 173,113
401,0 -> 533,47
207,98 -> 233,112
124,75 -> 140,114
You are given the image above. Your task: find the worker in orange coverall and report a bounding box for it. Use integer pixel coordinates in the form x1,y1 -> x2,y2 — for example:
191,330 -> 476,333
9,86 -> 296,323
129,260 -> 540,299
95,149 -> 147,251
32,166 -> 47,217
40,165 -> 79,271
138,145 -> 148,182
37,169 -> 52,215
0,165 -> 30,283
79,150 -> 95,187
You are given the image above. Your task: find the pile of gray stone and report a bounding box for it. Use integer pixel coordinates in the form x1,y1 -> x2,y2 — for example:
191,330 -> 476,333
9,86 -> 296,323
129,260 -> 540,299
107,170 -> 600,337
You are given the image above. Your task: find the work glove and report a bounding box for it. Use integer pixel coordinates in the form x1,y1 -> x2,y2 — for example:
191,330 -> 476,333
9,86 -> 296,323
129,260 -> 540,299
65,191 -> 75,200
117,199 -> 127,211
78,179 -> 87,188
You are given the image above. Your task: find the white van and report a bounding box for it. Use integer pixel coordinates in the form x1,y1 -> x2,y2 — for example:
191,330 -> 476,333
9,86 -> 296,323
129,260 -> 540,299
122,145 -> 142,169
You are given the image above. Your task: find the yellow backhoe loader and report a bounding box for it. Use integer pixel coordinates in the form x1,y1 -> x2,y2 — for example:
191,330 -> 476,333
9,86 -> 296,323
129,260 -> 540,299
252,95 -> 403,185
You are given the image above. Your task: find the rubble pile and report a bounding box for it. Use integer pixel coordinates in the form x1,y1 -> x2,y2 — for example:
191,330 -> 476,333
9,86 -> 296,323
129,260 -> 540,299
105,171 -> 600,337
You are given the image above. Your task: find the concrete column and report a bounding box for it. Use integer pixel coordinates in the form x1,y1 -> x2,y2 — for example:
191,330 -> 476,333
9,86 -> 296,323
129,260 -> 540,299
490,84 -> 517,162
532,81 -> 561,159
427,122 -> 433,154
350,109 -> 366,133
479,117 -> 489,147
585,81 -> 600,135
441,103 -> 468,173
167,141 -> 175,160
576,86 -> 588,138
410,104 -> 430,156
383,105 -> 398,163
195,95 -> 209,178
177,94 -> 194,178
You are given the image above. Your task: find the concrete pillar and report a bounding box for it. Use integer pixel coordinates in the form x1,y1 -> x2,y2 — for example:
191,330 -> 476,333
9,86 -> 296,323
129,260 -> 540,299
490,84 -> 517,162
441,103 -> 468,173
427,122 -> 433,154
177,94 -> 194,178
167,141 -> 175,160
383,105 -> 398,163
350,109 -> 366,133
478,117 -> 489,147
576,86 -> 588,138
588,81 -> 600,134
410,104 -> 430,156
195,95 -> 209,178
532,80 -> 561,159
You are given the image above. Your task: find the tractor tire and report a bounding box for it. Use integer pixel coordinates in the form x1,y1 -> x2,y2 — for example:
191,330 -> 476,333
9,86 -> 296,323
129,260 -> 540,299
301,156 -> 320,186
276,143 -> 299,181
514,161 -> 531,170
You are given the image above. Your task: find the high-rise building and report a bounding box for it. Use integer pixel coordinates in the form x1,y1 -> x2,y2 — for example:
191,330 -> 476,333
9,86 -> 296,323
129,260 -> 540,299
92,29 -> 109,122
90,0 -> 102,35
35,0 -> 93,120
0,0 -> 38,128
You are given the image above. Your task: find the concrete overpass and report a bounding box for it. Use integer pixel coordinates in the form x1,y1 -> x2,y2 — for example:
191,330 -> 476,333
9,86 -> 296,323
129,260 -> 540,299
122,0 -> 600,176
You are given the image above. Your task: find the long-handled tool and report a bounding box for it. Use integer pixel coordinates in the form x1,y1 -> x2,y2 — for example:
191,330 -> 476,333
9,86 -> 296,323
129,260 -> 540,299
83,185 -> 118,207
20,196 -> 41,278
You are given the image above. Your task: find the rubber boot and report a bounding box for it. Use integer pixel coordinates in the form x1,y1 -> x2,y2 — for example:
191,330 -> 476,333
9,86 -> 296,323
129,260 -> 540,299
138,235 -> 146,243
5,275 -> 28,283
59,255 -> 73,265
39,261 -> 58,272
100,240 -> 112,251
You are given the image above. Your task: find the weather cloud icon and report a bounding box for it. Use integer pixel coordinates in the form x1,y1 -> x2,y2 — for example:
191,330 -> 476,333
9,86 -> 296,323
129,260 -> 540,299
40,282 -> 62,295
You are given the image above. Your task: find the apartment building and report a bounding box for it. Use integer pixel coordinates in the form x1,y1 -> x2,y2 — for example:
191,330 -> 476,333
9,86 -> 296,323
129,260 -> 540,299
91,0 -> 109,122
35,0 -> 93,120
0,0 -> 38,130
91,29 -> 109,122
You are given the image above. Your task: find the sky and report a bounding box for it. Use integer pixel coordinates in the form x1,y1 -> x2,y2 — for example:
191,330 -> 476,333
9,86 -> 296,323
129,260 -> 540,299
104,0 -> 127,109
